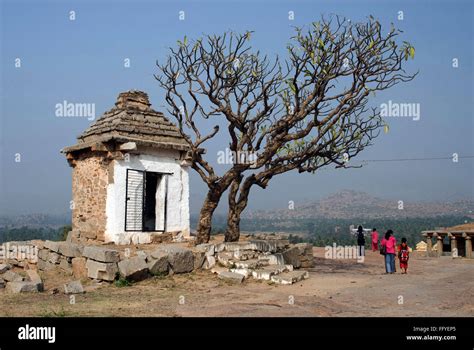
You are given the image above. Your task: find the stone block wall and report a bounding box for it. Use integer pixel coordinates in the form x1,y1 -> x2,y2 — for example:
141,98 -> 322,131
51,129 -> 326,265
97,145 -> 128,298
71,152 -> 111,242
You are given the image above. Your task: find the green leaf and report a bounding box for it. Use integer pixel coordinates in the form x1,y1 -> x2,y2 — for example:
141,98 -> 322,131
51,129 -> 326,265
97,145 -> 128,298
287,80 -> 296,94
384,124 -> 389,134
318,38 -> 325,50
183,36 -> 188,45
368,40 -> 374,49
245,31 -> 251,40
409,46 -> 415,59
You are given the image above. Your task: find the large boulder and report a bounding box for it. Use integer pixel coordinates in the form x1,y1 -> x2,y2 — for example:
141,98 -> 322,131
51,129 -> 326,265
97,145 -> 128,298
0,263 -> 11,274
148,250 -> 169,275
43,240 -> 60,253
64,280 -> 85,294
37,249 -> 49,261
202,255 -> 216,270
58,242 -> 83,258
155,245 -> 194,274
218,271 -> 245,283
1,270 -> 24,282
37,259 -> 56,271
117,256 -> 149,281
281,246 -> 301,268
47,252 -> 61,264
26,270 -> 44,292
195,243 -> 215,256
6,281 -> 41,293
85,259 -> 118,281
193,252 -> 206,270
82,246 -> 120,263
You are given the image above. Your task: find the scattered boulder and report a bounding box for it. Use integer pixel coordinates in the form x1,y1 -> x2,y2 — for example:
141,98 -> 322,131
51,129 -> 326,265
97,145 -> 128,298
234,259 -> 268,269
118,256 -> 149,281
136,250 -> 148,261
270,270 -> 309,285
148,250 -> 169,275
252,265 -> 291,281
37,249 -> 49,261
83,246 -> 120,263
85,259 -> 118,281
72,257 -> 88,279
6,281 -> 40,293
193,252 -> 206,270
26,269 -> 44,292
47,252 -> 61,265
281,247 -> 301,268
195,243 -> 215,256
217,251 -> 234,267
0,263 -> 11,274
0,278 -> 5,289
58,242 -> 83,258
64,280 -> 85,294
37,259 -> 56,271
230,268 -> 252,278
43,240 -> 60,253
155,245 -> 193,274
59,258 -> 73,275
218,271 -> 245,283
202,255 -> 216,270
1,270 -> 24,282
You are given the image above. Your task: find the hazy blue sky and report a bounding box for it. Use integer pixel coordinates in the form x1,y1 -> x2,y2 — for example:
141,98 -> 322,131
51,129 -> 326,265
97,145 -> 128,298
1,0 -> 473,215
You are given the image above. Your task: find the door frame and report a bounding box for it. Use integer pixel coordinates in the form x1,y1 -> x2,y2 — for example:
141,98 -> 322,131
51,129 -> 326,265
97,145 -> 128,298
124,169 -> 172,232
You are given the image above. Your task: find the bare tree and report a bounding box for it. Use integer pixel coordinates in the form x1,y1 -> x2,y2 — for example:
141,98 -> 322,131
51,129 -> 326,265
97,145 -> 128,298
155,15 -> 417,243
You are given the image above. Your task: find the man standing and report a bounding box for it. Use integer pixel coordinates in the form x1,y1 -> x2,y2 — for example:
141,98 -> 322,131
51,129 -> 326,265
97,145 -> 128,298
357,225 -> 365,257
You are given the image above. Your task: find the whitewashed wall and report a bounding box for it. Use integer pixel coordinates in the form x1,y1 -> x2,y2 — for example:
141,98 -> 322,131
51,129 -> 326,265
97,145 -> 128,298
104,148 -> 190,244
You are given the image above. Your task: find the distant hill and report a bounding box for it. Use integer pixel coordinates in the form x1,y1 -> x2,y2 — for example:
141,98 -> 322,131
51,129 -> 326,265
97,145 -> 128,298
0,213 -> 70,229
244,190 -> 474,220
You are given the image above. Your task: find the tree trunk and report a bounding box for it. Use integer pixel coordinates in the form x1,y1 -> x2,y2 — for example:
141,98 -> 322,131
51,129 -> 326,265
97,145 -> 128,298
196,191 -> 220,244
225,206 -> 241,242
224,176 -> 251,242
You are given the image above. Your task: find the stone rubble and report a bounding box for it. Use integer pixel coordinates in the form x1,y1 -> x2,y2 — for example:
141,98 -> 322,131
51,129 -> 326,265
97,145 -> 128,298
0,235 -> 313,290
64,280 -> 85,294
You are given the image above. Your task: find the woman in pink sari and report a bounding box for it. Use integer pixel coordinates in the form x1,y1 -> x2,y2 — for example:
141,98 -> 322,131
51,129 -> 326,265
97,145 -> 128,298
371,228 -> 379,252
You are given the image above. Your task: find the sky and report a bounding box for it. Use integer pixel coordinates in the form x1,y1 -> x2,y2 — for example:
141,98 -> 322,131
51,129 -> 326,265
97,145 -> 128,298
0,0 -> 473,216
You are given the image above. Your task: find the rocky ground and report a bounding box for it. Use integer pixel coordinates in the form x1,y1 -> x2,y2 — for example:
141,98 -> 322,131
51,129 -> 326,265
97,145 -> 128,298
0,247 -> 472,317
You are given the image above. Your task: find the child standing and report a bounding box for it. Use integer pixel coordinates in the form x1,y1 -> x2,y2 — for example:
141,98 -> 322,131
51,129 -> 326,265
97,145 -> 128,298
398,237 -> 410,274
371,228 -> 379,252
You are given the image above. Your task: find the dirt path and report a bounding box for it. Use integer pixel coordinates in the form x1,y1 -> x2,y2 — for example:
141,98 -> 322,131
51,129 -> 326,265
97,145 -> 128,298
0,248 -> 472,317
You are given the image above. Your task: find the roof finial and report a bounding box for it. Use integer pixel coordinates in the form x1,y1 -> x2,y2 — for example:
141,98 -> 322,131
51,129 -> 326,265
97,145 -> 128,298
115,90 -> 151,111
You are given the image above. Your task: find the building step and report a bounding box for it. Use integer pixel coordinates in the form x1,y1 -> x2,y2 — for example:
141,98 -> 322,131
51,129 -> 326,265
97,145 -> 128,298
270,270 -> 309,285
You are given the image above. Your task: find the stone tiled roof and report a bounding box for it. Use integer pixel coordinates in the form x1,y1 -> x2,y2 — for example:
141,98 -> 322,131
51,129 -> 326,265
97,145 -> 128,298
62,90 -> 189,153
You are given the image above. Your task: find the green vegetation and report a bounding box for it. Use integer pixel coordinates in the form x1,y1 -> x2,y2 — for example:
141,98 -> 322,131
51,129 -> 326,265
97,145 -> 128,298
191,214 -> 470,247
0,225 -> 71,244
114,277 -> 132,288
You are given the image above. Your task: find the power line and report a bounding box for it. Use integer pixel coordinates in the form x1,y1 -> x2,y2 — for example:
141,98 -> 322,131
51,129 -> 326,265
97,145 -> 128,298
360,155 -> 474,163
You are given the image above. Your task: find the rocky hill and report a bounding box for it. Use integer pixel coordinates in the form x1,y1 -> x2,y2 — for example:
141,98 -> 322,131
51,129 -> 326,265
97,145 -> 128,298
244,190 -> 474,220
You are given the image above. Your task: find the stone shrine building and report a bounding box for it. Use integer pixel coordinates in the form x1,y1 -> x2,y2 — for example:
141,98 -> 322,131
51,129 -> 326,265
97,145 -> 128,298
62,91 -> 191,244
